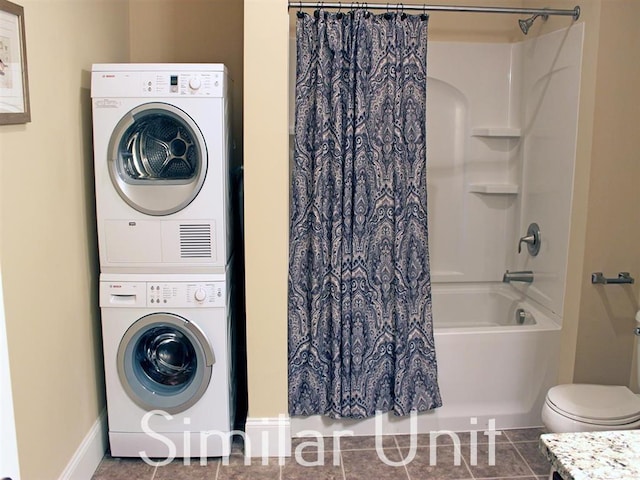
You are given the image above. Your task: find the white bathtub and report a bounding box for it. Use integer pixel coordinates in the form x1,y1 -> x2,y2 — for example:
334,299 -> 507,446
432,282 -> 556,330
291,283 -> 561,436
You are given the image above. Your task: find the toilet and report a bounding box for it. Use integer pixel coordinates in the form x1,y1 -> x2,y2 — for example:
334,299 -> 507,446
543,310 -> 640,433
542,384 -> 640,432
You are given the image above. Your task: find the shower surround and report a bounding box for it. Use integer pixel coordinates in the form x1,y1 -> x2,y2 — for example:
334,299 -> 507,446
290,23 -> 584,436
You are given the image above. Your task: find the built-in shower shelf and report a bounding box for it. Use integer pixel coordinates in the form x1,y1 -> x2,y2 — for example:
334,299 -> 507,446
471,127 -> 522,138
468,183 -> 519,195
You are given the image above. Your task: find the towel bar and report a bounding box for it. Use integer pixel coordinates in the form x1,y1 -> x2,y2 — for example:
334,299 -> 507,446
591,272 -> 635,285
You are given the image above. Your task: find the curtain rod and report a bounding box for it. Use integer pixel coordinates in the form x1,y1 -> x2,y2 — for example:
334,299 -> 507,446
287,2 -> 581,20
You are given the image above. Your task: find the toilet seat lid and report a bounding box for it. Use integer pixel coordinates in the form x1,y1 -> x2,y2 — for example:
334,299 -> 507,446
547,384 -> 640,423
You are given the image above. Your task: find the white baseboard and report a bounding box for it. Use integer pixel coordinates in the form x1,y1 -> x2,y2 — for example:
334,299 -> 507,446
58,409 -> 108,480
244,415 -> 291,459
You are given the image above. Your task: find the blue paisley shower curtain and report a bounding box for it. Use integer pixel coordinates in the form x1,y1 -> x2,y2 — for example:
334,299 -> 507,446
288,9 -> 442,419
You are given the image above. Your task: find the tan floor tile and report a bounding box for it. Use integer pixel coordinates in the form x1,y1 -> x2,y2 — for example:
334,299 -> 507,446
504,427 -> 547,443
217,463 -> 281,480
401,445 -> 473,480
341,448 -> 409,480
338,434 -> 397,451
282,456 -> 344,479
514,441 -> 554,476
153,458 -> 219,479
463,442 -> 533,478
395,429 -> 510,448
91,455 -> 155,480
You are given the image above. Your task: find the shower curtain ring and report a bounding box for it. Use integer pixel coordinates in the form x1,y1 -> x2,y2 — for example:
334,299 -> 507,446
385,2 -> 392,18
421,3 -> 428,20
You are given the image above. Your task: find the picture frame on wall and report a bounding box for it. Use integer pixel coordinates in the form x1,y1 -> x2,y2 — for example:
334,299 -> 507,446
0,0 -> 29,125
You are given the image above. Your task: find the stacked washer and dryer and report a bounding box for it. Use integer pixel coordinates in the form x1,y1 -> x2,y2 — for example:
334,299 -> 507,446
91,64 -> 236,458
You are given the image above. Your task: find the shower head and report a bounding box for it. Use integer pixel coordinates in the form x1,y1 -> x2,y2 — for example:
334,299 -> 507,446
518,13 -> 549,35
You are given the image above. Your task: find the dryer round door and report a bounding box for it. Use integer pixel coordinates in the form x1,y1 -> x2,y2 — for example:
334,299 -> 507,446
108,102 -> 208,216
117,313 -> 214,414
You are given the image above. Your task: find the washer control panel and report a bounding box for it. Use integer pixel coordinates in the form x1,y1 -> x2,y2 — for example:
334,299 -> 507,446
147,282 -> 225,307
100,280 -> 226,308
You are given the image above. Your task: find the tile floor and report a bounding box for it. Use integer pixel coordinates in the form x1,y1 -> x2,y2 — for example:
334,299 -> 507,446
92,427 -> 552,480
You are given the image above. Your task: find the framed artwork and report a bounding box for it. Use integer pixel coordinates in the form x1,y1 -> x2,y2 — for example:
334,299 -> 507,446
0,0 -> 29,125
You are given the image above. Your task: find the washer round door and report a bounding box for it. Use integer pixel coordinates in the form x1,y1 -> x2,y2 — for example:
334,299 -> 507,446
108,102 -> 208,216
117,313 -> 214,414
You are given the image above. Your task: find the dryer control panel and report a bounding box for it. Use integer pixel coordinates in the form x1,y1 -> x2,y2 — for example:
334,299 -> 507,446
100,281 -> 226,308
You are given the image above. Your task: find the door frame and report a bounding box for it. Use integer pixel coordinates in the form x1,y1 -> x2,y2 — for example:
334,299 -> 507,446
0,269 -> 20,479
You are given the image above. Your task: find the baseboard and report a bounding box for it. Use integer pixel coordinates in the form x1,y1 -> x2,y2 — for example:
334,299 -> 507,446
244,415 -> 291,459
58,409 -> 108,480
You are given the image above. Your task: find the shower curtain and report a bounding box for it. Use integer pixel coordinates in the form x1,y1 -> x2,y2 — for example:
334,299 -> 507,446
288,9 -> 442,419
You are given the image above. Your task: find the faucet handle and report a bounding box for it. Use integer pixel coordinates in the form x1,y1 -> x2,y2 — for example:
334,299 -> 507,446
518,223 -> 541,256
518,234 -> 536,254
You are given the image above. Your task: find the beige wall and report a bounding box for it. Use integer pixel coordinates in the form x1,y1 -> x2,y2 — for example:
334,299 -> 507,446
572,0 -> 640,385
0,1 -> 129,479
244,0 -> 290,418
129,0 -> 244,166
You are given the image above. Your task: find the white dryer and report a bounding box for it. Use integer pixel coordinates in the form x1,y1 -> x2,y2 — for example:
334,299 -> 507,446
100,274 -> 234,458
91,64 -> 232,274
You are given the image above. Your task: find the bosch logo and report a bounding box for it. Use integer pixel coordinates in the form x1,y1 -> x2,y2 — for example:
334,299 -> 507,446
95,99 -> 121,109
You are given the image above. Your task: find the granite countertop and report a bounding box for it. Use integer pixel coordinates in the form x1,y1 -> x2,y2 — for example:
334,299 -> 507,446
540,430 -> 640,480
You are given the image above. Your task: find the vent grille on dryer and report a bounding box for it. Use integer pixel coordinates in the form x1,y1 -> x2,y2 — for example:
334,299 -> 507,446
179,224 -> 212,258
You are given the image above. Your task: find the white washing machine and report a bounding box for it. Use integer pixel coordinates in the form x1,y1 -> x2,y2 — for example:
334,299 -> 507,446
100,273 -> 234,458
91,64 -> 232,274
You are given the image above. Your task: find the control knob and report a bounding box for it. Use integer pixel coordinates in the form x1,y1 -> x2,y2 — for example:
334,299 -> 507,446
194,288 -> 207,302
189,77 -> 202,91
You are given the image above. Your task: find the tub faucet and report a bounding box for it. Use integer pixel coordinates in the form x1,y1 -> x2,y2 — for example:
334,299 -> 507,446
503,270 -> 534,283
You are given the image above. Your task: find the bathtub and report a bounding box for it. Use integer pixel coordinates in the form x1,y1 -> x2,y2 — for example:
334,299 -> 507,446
290,283 -> 561,436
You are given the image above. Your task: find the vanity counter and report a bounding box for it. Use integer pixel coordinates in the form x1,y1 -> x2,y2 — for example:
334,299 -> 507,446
540,430 -> 640,480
